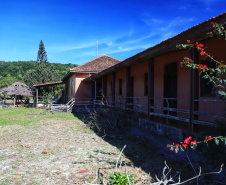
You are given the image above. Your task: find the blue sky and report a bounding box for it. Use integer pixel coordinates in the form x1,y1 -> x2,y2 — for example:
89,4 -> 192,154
0,0 -> 225,65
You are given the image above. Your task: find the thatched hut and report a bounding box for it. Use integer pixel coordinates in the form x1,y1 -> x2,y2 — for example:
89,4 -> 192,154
0,82 -> 33,104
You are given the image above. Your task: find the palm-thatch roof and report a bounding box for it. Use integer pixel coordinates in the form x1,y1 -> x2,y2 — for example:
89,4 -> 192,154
0,82 -> 33,96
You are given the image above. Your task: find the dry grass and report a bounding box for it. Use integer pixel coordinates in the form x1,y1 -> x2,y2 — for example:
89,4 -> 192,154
0,108 -> 149,184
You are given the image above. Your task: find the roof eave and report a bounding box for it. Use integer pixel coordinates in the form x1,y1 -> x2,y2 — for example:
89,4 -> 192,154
89,13 -> 226,80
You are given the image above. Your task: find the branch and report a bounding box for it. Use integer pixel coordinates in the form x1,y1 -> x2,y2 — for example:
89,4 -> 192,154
115,145 -> 126,171
172,163 -> 224,185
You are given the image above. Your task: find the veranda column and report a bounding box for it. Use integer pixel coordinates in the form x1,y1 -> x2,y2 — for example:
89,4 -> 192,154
126,67 -> 131,109
189,47 -> 199,131
36,88 -> 39,107
148,58 -> 155,120
112,72 -> 115,106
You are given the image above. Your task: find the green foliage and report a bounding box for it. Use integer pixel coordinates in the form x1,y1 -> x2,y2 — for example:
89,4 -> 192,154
0,60 -> 77,83
199,138 -> 226,166
23,62 -> 61,86
42,91 -> 52,106
37,40 -> 48,63
0,76 -> 23,89
178,22 -> 226,98
0,61 -> 77,85
109,172 -> 134,185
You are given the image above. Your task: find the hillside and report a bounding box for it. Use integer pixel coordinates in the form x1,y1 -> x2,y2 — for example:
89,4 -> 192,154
0,61 -> 77,89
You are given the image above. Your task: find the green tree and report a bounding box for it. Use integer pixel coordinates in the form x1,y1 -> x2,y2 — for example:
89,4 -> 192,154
23,62 -> 60,86
0,76 -> 21,89
37,40 -> 48,63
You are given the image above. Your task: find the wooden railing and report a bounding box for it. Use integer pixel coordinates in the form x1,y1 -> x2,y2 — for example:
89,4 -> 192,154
93,96 -> 225,126
66,98 -> 75,112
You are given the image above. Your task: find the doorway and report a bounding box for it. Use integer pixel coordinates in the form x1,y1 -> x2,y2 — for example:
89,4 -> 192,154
164,62 -> 177,116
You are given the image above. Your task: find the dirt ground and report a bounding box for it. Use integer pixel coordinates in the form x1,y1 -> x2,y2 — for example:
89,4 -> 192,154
0,117 -> 156,184
1,112 -> 224,185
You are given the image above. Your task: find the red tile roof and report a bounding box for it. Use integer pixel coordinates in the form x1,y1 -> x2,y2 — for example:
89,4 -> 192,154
70,54 -> 121,73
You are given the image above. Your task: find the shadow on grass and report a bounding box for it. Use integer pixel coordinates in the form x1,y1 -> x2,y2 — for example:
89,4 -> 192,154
71,112 -> 201,182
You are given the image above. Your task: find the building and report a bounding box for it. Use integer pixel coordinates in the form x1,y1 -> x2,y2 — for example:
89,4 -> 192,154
34,13 -> 226,131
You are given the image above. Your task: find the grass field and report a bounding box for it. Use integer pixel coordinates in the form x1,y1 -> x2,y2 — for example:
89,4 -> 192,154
0,107 -> 77,126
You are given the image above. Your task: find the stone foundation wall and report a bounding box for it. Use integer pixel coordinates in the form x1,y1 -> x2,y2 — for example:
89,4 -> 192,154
95,107 -> 193,142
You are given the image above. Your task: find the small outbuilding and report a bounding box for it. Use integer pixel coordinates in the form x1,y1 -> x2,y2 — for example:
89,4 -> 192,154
0,82 -> 33,105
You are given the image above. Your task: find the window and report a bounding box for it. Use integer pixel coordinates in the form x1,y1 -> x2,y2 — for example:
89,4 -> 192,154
119,79 -> 122,96
200,59 -> 216,97
144,73 -> 148,96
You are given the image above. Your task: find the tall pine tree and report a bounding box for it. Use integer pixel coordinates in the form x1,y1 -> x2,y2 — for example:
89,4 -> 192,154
37,40 -> 48,63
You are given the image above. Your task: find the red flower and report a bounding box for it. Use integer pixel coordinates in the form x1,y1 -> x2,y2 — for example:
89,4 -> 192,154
195,42 -> 199,45
197,44 -> 204,48
184,137 -> 191,144
79,169 -> 88,173
213,30 -> 215,32
187,40 -> 190,43
182,144 -> 187,149
200,51 -> 205,56
203,65 -> 207,69
191,140 -> 197,145
189,59 -> 193,63
205,136 -> 212,140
